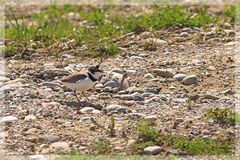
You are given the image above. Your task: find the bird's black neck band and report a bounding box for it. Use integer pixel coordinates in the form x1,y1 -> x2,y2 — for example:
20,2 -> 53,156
88,72 -> 97,82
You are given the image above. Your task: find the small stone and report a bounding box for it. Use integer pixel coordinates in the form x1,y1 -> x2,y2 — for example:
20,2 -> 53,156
61,54 -> 75,59
105,104 -> 127,113
1,116 -> 18,123
89,124 -> 97,131
182,75 -> 198,85
79,117 -> 91,123
143,73 -> 155,79
38,68 -> 69,79
208,119 -> 215,125
95,83 -> 104,88
40,135 -> 60,143
126,87 -> 144,93
80,107 -> 95,114
146,38 -> 167,44
120,94 -> 133,100
42,82 -> 61,88
152,69 -> 175,78
167,149 -> 179,155
169,86 -> 176,91
141,92 -> 154,98
29,155 -> 45,160
127,139 -> 136,147
202,130 -> 211,135
204,92 -> 220,100
67,12 -> 80,20
191,128 -> 200,135
104,81 -> 119,88
179,32 -> 190,37
159,95 -> 167,101
145,86 -> 161,94
144,115 -> 157,121
26,128 -> 38,134
50,142 -> 70,153
30,53 -> 41,59
118,90 -> 127,94
113,146 -> 124,151
222,89 -> 233,95
104,86 -> 113,92
111,68 -> 124,74
0,76 -> 10,82
131,92 -> 144,101
173,73 -> 186,81
100,77 -> 111,84
24,115 -> 36,121
225,41 -> 238,46
144,146 -> 161,155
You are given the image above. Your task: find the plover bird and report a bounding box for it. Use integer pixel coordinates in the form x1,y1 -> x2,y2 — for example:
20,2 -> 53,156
61,64 -> 103,102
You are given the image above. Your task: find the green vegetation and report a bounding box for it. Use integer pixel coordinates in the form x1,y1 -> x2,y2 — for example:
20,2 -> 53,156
207,108 -> 240,126
91,138 -> 113,154
55,155 -> 165,160
131,123 -> 234,155
90,116 -> 116,137
4,5 -> 235,57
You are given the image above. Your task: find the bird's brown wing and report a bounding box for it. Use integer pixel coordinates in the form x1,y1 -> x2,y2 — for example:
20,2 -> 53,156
61,73 -> 87,83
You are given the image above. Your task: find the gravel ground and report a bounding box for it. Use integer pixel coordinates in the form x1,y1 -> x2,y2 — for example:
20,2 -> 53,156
0,19 -> 239,158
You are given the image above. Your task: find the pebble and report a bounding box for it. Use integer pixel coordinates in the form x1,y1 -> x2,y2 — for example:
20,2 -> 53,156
173,73 -> 186,81
24,115 -> 37,121
181,75 -> 198,85
141,92 -> 154,98
146,38 -> 167,44
50,142 -> 70,153
80,107 -> 96,114
145,86 -> 161,94
79,117 -> 91,123
159,95 -> 167,101
127,87 -> 144,93
105,104 -> 127,113
38,68 -> 69,79
179,32 -> 190,37
42,82 -> 61,88
111,68 -> 124,74
127,139 -> 137,147
131,92 -> 144,101
104,80 -> 119,88
29,155 -> 45,160
0,76 -> 10,82
61,54 -> 75,59
144,115 -> 157,121
120,94 -> 133,100
144,146 -> 161,155
143,73 -> 155,79
95,83 -> 104,88
40,135 -> 60,143
1,116 -> 18,123
204,92 -> 220,100
26,128 -> 38,134
67,12 -> 80,20
191,127 -> 201,135
30,53 -> 41,59
152,69 -> 175,78
202,129 -> 211,135
100,77 -> 111,84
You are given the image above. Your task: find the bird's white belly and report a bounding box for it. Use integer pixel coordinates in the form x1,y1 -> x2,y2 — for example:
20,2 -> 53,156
62,78 -> 96,91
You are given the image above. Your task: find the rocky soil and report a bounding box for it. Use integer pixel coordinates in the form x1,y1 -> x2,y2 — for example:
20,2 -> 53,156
0,24 -> 239,157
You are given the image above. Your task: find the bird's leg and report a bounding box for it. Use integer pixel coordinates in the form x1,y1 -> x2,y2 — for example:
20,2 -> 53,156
73,90 -> 81,103
81,91 -> 90,102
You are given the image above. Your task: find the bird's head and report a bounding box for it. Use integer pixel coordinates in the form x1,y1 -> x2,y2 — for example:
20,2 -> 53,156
88,64 -> 104,80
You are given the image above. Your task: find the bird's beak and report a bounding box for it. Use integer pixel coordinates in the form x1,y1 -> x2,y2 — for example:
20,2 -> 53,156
97,69 -> 103,73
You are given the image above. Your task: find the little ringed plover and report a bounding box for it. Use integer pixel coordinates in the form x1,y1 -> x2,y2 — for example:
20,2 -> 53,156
61,64 -> 103,102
